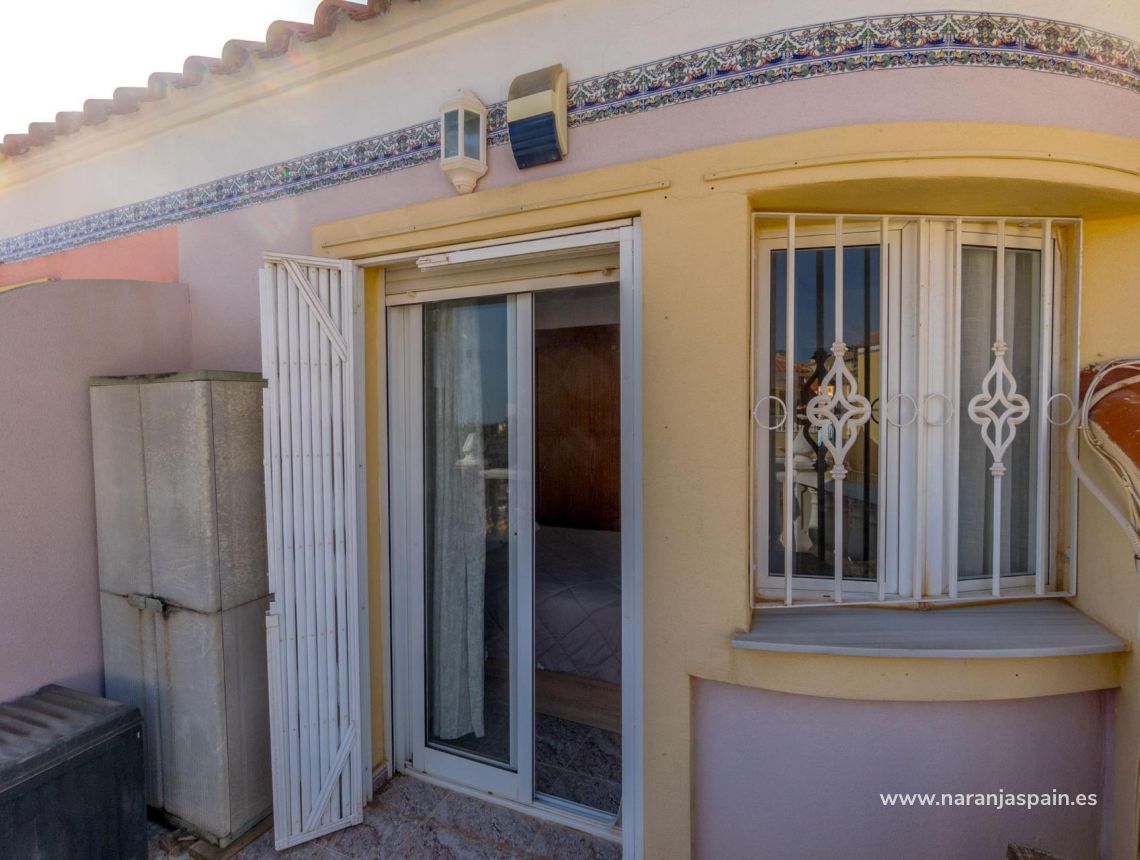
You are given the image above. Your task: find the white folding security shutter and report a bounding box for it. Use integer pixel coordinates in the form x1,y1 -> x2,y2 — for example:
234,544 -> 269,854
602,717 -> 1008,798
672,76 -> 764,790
259,254 -> 369,849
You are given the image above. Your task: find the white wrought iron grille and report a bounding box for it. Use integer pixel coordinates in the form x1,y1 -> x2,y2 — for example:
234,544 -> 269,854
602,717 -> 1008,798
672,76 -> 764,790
751,214 -> 1082,607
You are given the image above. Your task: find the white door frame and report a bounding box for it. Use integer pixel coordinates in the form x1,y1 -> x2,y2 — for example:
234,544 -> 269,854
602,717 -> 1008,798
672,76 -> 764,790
380,220 -> 644,857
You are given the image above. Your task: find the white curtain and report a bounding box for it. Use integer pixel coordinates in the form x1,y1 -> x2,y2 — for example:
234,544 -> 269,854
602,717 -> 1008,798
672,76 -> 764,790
957,248 -> 1040,579
427,303 -> 487,740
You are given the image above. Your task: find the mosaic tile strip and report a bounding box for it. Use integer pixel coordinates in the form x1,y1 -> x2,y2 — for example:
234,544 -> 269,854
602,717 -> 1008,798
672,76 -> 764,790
2,11 -> 1136,263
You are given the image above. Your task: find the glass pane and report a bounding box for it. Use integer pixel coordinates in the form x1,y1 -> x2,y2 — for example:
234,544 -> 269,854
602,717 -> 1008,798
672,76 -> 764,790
443,109 -> 459,159
958,246 -> 1041,579
769,245 -> 881,582
533,285 -> 622,816
423,296 -> 512,766
463,109 -> 482,159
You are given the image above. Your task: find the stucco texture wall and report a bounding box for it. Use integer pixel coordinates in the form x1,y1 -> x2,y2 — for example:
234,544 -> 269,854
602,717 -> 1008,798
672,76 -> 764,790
327,119 -> 1138,858
0,227 -> 178,289
1070,214 -> 1140,859
693,682 -> 1112,860
177,62 -> 1140,372
146,54 -> 1136,851
5,0 -> 1136,241
0,279 -> 190,701
0,13 -> 1137,855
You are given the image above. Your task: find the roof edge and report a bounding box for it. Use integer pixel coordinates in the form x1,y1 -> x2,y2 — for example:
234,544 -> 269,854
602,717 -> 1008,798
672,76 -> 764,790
0,0 -> 404,159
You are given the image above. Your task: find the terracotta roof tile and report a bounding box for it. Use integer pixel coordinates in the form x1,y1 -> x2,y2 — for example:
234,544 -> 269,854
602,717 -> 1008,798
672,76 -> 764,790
1,1 -> 403,158
1081,365 -> 1140,469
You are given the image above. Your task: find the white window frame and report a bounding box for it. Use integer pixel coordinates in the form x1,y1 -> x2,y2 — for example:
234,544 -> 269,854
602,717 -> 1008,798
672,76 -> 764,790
931,221 -> 1055,599
754,221 -> 906,600
751,214 -> 1081,608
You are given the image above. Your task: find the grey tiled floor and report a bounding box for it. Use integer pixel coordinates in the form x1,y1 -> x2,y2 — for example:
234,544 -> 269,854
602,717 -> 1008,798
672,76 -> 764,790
149,774 -> 620,859
534,714 -> 621,815
437,711 -> 622,816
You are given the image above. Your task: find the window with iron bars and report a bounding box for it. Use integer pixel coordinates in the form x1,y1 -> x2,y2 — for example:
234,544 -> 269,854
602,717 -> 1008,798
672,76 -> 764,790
752,215 -> 1082,606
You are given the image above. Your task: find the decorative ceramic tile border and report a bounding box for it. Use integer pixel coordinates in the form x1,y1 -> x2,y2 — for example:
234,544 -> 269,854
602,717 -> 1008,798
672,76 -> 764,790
2,11 -> 1136,263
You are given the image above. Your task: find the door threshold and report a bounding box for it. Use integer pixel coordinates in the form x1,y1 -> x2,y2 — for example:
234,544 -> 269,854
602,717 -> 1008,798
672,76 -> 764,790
398,767 -> 622,844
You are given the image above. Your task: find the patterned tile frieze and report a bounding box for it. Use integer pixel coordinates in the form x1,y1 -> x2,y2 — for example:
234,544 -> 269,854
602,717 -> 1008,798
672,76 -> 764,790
2,11 -> 1136,263
565,12 -> 1138,128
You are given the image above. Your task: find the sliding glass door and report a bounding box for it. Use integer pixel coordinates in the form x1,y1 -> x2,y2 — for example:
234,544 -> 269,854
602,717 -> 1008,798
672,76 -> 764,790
388,280 -> 625,822
389,294 -> 533,799
533,285 -> 622,816
424,298 -> 514,765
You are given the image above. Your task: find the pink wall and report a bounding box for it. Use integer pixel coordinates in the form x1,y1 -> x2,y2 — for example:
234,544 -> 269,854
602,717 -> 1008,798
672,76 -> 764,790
5,63 -> 1138,708
0,279 -> 190,701
177,66 -> 1140,371
693,680 -> 1112,859
0,227 -> 179,288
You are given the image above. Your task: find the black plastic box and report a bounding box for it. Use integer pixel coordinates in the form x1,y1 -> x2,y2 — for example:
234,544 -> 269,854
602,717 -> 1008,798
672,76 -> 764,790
0,685 -> 145,859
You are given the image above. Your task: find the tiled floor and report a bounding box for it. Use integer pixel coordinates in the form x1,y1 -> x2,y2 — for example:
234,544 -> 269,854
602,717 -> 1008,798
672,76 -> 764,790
534,714 -> 621,815
434,708 -> 622,816
148,774 -> 621,860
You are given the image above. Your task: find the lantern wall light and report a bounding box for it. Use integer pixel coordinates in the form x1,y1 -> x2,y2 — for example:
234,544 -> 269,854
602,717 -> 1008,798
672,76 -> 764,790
439,89 -> 488,194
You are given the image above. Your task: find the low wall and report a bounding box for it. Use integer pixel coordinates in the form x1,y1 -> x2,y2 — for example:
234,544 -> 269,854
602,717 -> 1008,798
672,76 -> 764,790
694,679 -> 1112,859
0,279 -> 190,701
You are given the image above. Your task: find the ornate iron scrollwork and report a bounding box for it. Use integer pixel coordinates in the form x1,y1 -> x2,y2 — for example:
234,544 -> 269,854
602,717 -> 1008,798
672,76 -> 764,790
967,340 -> 1030,476
805,342 -> 872,480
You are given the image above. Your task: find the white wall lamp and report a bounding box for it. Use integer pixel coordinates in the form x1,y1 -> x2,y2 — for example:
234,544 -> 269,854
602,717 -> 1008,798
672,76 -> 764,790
439,89 -> 488,194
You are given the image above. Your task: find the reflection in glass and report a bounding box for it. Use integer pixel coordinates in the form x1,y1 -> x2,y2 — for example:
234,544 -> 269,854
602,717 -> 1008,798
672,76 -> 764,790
532,285 -> 622,816
423,297 -> 512,765
443,109 -> 460,159
463,109 -> 482,159
958,247 -> 1042,579
769,246 -> 881,582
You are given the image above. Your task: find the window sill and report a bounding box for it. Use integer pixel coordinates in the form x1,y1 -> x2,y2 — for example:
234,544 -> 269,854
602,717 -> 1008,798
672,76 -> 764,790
732,600 -> 1127,659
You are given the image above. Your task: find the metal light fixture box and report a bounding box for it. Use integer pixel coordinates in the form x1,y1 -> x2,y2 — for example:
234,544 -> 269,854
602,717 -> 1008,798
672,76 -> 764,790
507,64 -> 568,169
439,89 -> 488,194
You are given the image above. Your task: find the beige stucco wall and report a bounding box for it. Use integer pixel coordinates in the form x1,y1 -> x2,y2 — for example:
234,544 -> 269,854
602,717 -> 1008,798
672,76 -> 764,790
1071,213 -> 1140,857
328,122 -> 1140,856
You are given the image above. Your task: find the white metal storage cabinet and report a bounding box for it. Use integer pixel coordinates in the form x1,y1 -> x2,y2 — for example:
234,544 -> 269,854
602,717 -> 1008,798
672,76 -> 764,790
90,371 -> 271,848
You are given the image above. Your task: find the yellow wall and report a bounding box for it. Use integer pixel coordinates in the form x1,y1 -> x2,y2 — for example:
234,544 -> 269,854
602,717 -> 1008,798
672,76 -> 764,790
364,266 -> 388,773
341,123 -> 1140,857
1070,214 -> 1140,857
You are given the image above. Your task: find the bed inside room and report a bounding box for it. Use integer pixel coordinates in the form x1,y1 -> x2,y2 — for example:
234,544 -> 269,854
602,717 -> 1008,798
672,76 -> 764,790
534,284 -> 624,815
